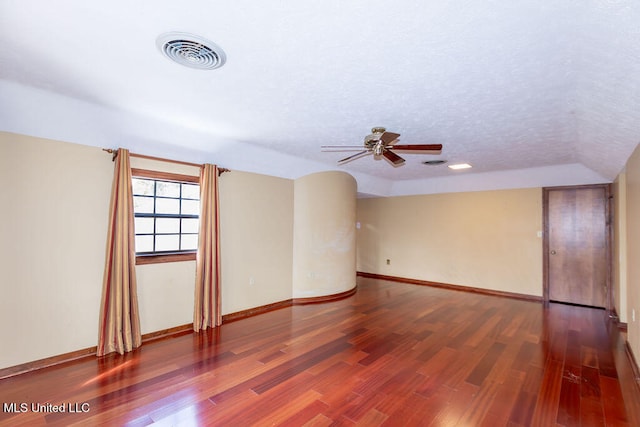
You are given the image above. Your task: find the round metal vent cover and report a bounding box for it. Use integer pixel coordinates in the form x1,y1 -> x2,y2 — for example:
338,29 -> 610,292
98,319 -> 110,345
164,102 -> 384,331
156,32 -> 226,70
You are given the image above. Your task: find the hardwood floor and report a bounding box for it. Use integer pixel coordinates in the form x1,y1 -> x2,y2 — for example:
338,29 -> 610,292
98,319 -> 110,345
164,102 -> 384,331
1,277 -> 639,426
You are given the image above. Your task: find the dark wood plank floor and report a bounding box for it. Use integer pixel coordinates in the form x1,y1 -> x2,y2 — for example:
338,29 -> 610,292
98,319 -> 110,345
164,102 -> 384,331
1,277 -> 639,426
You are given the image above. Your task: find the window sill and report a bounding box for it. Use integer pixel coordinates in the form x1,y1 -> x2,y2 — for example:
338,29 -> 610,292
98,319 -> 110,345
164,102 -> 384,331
136,252 -> 196,265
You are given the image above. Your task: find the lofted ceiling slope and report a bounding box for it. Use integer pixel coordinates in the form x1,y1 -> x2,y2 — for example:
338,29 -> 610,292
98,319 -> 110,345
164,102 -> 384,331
0,1 -> 639,196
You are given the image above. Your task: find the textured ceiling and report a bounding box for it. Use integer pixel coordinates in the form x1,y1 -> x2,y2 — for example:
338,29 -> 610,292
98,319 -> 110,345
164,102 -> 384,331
1,0 -> 639,196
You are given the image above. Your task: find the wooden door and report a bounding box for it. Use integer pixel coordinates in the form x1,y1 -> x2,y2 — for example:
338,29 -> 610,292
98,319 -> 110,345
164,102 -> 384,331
544,185 -> 609,308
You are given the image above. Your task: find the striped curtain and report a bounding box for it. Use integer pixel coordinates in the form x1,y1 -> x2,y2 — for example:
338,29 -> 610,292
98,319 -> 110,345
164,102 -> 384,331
97,148 -> 142,356
194,164 -> 222,331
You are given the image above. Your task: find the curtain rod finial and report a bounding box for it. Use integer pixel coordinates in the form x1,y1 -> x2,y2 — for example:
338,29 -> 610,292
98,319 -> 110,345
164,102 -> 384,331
102,148 -> 118,161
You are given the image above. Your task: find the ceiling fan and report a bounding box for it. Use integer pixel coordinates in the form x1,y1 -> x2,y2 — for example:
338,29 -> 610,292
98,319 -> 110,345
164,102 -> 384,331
321,127 -> 443,166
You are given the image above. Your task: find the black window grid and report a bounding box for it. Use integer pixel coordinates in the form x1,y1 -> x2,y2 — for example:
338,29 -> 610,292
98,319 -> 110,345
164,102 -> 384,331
133,179 -> 200,255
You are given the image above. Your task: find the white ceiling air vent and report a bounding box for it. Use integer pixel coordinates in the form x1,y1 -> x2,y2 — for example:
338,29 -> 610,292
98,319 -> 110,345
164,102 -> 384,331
156,32 -> 226,70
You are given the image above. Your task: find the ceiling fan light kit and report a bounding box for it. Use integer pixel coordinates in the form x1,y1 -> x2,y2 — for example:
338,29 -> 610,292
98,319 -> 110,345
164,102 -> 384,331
322,127 -> 443,166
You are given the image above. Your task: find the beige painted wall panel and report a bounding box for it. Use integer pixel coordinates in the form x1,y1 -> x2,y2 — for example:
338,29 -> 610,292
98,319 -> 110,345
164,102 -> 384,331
0,132 -> 112,369
357,188 -> 543,296
624,143 -> 640,361
292,171 -> 357,298
219,171 -> 294,314
136,262 -> 196,333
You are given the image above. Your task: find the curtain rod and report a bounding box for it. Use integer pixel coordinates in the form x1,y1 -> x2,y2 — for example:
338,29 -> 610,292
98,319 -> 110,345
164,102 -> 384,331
102,148 -> 230,175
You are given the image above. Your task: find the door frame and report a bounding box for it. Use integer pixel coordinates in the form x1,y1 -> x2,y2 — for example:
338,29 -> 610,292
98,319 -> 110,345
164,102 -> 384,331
542,184 -> 612,310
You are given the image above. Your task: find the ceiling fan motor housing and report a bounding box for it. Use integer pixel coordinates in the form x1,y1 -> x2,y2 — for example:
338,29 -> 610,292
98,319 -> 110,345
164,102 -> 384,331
364,127 -> 385,147
322,126 -> 441,166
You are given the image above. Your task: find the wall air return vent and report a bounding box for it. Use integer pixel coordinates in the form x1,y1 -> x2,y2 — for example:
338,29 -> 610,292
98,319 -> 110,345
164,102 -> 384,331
156,32 -> 226,70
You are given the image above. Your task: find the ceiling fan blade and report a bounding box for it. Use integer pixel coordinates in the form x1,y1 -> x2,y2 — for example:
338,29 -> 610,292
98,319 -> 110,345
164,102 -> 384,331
321,145 -> 368,151
388,144 -> 443,152
337,150 -> 370,164
382,149 -> 405,165
380,132 -> 401,145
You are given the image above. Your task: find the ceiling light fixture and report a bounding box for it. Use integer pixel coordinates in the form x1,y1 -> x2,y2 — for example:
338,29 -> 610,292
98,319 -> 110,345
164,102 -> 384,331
156,32 -> 226,70
448,163 -> 472,170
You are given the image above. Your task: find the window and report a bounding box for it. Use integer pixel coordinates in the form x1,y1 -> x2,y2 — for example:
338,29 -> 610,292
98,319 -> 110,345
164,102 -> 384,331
131,169 -> 200,264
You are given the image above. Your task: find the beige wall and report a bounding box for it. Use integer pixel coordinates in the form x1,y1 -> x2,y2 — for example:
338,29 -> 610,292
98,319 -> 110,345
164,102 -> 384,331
0,132 -> 111,369
357,188 -> 543,296
219,171 -> 294,314
292,171 -> 357,298
130,160 -> 296,318
624,143 -> 640,362
0,132 -> 296,369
